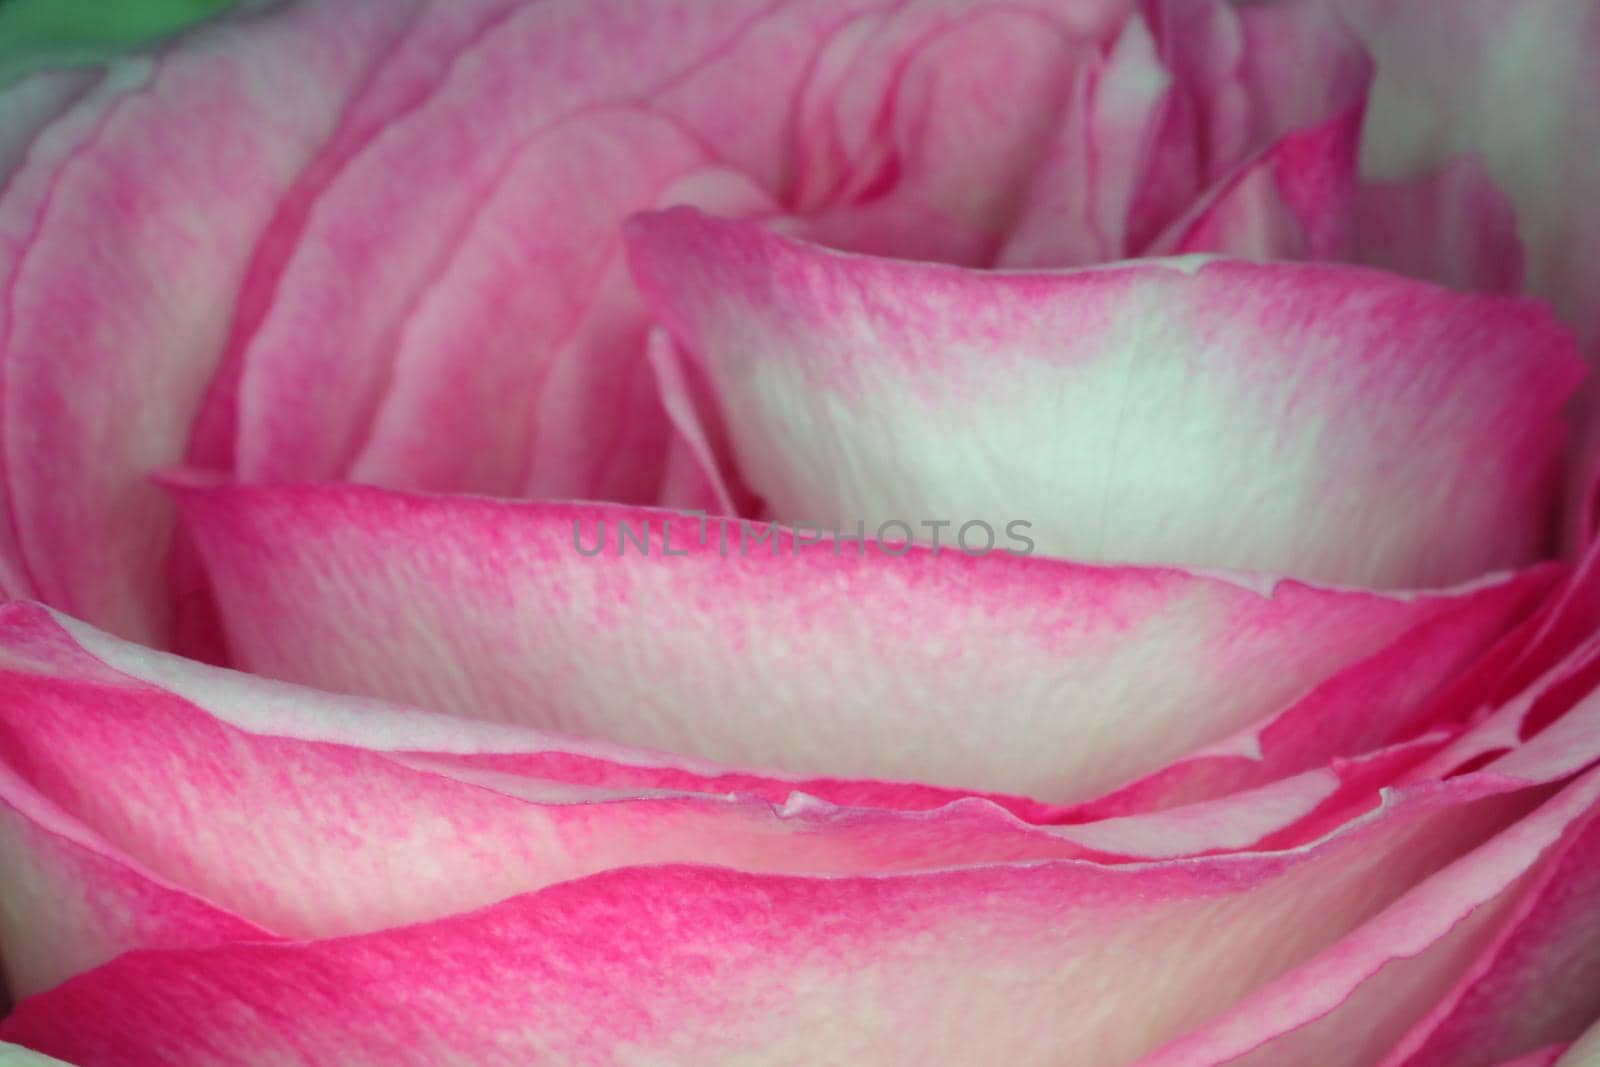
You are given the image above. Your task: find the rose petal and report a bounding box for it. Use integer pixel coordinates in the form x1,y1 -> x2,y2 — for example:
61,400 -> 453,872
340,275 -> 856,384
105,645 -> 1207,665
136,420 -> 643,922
189,0 -> 1137,497
0,599 -> 1516,1015
0,1043 -> 73,1066
0,1 -> 418,644
1402,629 -> 1600,787
1070,565 -> 1558,815
51,592 -> 1461,853
1340,0 -> 1600,548
1344,0 -> 1600,351
0,764 -> 267,998
2,765 -> 1593,1067
1497,1050 -> 1572,1067
1371,770 -> 1600,1066
625,209 -> 1582,588
1226,0 -> 1373,148
1139,766 -> 1600,1067
174,482 -> 1549,801
212,0 -> 846,498
794,6 -> 1104,266
1559,1019 -> 1600,1066
647,328 -> 755,516
0,605 -> 1094,939
1117,0 -> 1371,255
337,127 -> 777,502
783,0 -> 1136,255
1149,103 -> 1360,260
1155,680 -> 1600,1066
1477,535 -> 1600,714
180,0 -> 534,475
0,66 -> 105,604
1,604 -> 1101,968
12,604 -> 1600,1062
1143,98 -> 1526,299
0,68 -> 96,183
1350,156 -> 1526,295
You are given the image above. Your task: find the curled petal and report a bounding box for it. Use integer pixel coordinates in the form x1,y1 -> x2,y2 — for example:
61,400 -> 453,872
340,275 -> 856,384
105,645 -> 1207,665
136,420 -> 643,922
0,68 -> 97,184
176,482 -> 1550,801
3,763 -> 1598,1066
1350,156 -> 1526,295
1345,0 -> 1600,350
0,1 -> 421,644
1373,772 -> 1600,1066
0,1043 -> 73,1066
626,209 -> 1582,588
0,764 -> 267,999
1559,1019 -> 1600,1066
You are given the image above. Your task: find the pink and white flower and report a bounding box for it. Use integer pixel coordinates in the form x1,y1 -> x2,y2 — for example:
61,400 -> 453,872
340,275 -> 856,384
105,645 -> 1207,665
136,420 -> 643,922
2,1 -> 1599,1063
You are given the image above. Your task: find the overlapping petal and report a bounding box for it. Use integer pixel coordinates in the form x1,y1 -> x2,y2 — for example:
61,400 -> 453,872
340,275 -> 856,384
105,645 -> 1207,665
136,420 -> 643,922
0,0 -> 422,645
1,0 -> 1562,653
209,1 -> 806,498
1339,0 -> 1600,543
1343,0 -> 1600,351
170,481 -> 1558,800
3,752 -> 1598,1066
626,209 -> 1582,589
1,0 -> 1596,1062
0,761 -> 266,999
1561,1019 -> 1600,1066
0,69 -> 97,185
199,0 -> 1134,500
0,1043 -> 71,1066
7,599 -> 1507,1005
1143,101 -> 1525,294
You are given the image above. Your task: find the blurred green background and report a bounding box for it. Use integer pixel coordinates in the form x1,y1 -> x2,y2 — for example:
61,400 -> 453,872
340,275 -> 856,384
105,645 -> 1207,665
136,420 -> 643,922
0,0 -> 236,83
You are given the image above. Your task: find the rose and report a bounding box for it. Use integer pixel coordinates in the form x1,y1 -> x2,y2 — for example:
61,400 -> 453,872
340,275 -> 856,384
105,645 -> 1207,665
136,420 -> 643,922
2,0 -> 1600,1064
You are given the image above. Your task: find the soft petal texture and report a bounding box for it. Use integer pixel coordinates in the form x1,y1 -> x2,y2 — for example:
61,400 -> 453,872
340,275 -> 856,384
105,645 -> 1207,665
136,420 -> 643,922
0,1 -> 423,645
1499,1051 -> 1572,1067
1345,0 -> 1600,351
1143,101 -> 1525,295
647,329 -> 750,515
210,0 -> 798,497
0,606 -> 1084,939
966,13 -> 1169,268
790,5 -> 1100,265
172,481 -> 1555,800
144,0 -> 1132,656
0,69 -> 96,184
1143,768 -> 1600,1067
1,0 -> 1555,649
1340,0 -> 1600,544
195,0 -> 1125,497
180,0 -> 528,476
626,210 -> 1582,588
4,753 -> 1599,1066
5,600 -> 1499,1002
1370,775 -> 1600,1066
3,3 -> 1598,1062
0,0 -> 1111,645
42,594 -> 1459,834
1148,104 -> 1361,260
1215,0 -> 1374,162
1070,574 -> 1560,815
1349,157 -> 1526,296
1094,531 -> 1600,817
1487,537 -> 1600,713
0,764 -> 267,998
0,1044 -> 72,1067
1561,1019 -> 1600,1066
999,0 -> 1373,266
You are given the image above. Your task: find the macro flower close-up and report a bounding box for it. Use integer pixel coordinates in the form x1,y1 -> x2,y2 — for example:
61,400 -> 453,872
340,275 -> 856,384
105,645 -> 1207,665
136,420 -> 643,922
2,0 -> 1600,1063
